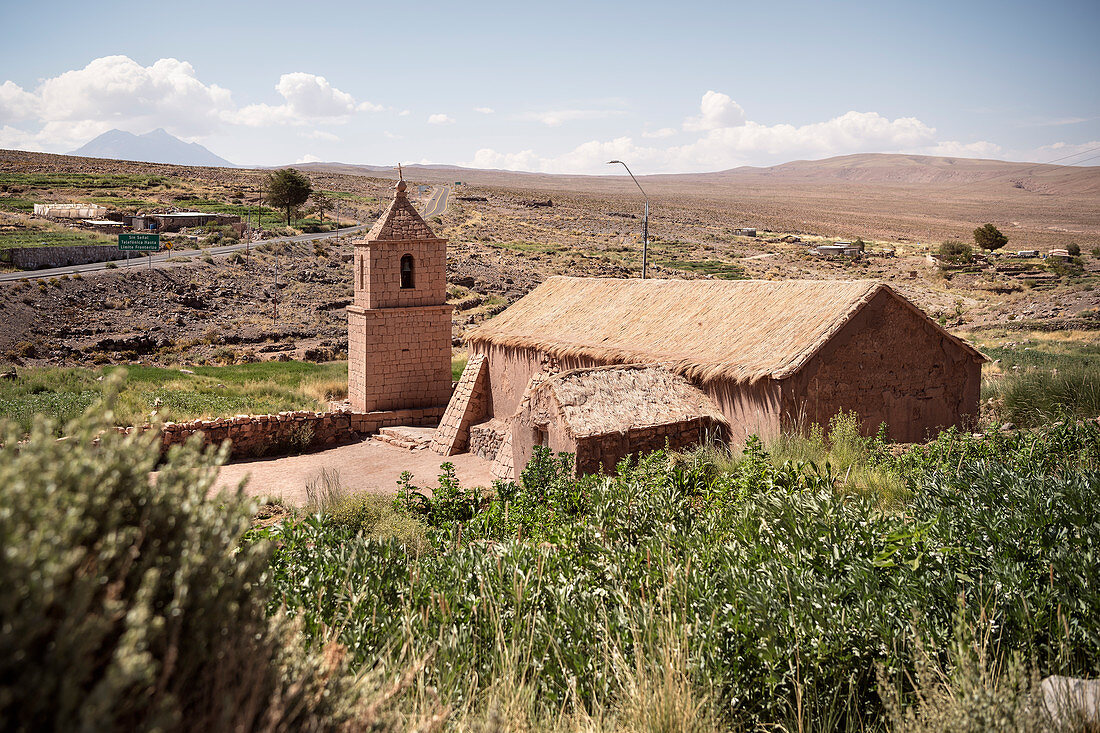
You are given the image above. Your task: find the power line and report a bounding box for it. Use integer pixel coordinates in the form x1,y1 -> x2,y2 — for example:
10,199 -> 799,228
939,144 -> 1100,194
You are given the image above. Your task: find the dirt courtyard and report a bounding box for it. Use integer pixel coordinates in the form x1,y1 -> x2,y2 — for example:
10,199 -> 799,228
213,438 -> 494,505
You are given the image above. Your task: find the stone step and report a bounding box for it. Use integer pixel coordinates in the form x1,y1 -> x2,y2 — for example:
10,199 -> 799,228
374,426 -> 436,450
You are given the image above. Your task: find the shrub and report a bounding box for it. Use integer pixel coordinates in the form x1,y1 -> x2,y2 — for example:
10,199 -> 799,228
0,399 -> 368,731
1067,242 -> 1081,256
938,239 -> 973,263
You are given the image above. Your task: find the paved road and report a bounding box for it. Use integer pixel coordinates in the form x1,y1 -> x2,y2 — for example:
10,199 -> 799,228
0,224 -> 369,283
2,184 -> 451,284
420,185 -> 451,218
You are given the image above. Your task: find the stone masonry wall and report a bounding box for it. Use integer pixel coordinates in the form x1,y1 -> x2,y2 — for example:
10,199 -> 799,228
431,354 -> 489,455
148,406 -> 444,459
354,238 -> 448,309
347,304 -> 453,412
4,245 -> 120,269
575,417 -> 726,477
469,419 -> 507,460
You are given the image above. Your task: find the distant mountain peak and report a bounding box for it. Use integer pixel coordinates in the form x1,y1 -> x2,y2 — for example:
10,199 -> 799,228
70,129 -> 234,168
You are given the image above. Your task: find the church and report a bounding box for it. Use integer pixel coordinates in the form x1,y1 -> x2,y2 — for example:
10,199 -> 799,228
349,179 -> 985,480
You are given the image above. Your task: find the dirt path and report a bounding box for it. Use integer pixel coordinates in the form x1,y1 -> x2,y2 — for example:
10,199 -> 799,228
213,438 -> 494,505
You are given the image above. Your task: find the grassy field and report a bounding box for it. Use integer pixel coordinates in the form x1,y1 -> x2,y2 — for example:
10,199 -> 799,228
0,219 -> 114,251
0,172 -> 174,189
969,329 -> 1100,426
251,420 -> 1100,730
0,356 -> 473,434
0,361 -> 348,434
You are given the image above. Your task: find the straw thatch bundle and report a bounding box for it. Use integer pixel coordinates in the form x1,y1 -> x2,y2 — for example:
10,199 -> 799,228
468,277 -> 980,384
519,364 -> 728,439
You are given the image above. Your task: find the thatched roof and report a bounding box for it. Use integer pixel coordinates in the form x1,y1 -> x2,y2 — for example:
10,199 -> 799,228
518,364 -> 727,439
468,277 -> 984,384
364,183 -> 440,242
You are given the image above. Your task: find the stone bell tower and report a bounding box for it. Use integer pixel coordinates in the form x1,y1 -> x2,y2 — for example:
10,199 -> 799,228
347,178 -> 453,411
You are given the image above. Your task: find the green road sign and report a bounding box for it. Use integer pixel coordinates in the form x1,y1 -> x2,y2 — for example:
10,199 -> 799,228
118,232 -> 160,251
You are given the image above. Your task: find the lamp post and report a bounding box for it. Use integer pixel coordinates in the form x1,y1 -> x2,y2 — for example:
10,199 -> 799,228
607,159 -> 649,279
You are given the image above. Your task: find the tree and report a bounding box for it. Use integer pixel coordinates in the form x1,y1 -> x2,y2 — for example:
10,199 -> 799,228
1067,242 -> 1081,257
310,190 -> 333,223
973,223 -> 1008,252
266,168 -> 312,226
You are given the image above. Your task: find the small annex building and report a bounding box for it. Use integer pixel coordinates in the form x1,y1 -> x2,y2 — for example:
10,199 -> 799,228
510,364 -> 729,477
433,277 -> 984,479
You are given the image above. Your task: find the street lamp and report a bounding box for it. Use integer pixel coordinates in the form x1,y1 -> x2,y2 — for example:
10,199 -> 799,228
607,159 -> 649,279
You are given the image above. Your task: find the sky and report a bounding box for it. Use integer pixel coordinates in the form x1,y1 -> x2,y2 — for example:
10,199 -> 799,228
0,0 -> 1097,174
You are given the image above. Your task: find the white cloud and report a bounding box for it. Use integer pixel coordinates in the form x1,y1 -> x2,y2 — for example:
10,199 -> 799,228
683,90 -> 746,132
234,72 -> 380,126
0,81 -> 39,122
474,106 -> 495,114
1024,140 -> 1100,165
383,130 -> 402,139
925,140 -> 1003,157
295,153 -> 322,164
428,113 -> 455,125
0,56 -> 235,149
642,127 -> 676,139
463,93 -> 950,174
518,108 -> 625,127
398,109 -> 411,116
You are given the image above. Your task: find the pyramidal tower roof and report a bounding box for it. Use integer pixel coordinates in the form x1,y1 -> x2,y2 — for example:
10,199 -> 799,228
365,179 -> 442,241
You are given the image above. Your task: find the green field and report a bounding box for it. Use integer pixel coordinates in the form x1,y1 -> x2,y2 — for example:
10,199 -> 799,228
0,172 -> 173,189
0,361 -> 348,434
0,226 -> 113,251
0,357 -> 474,435
972,331 -> 1100,426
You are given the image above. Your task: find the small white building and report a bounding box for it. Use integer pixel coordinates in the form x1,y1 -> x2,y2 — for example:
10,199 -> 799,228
33,203 -> 108,219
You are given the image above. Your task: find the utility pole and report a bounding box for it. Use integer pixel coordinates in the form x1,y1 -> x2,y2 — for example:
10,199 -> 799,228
273,243 -> 278,325
607,160 -> 650,279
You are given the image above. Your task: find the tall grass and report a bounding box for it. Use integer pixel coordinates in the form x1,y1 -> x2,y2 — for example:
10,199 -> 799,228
988,365 -> 1100,427
768,410 -> 908,506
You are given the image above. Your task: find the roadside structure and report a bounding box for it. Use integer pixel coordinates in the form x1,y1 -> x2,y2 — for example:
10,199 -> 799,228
131,212 -> 241,232
33,203 -> 107,219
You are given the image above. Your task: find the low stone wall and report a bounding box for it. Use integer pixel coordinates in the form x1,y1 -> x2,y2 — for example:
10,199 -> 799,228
3,245 -> 120,269
469,418 -> 507,460
151,406 -> 444,459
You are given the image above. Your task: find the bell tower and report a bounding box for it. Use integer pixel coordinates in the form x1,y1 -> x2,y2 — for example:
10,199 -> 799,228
346,178 -> 453,411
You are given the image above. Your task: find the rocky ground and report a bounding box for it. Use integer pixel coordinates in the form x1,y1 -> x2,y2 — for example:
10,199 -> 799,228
1,150 -> 1098,368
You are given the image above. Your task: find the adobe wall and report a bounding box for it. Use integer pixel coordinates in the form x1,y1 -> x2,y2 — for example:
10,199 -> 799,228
469,342 -> 606,419
3,245 -> 119,269
347,303 -> 453,412
703,379 -> 784,443
471,341 -> 784,445
147,406 -> 444,459
785,289 -> 982,442
573,417 -> 727,477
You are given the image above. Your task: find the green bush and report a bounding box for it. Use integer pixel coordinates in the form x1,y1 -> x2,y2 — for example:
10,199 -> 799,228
262,423 -> 1100,728
0,402 -> 368,731
937,239 -> 973,263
